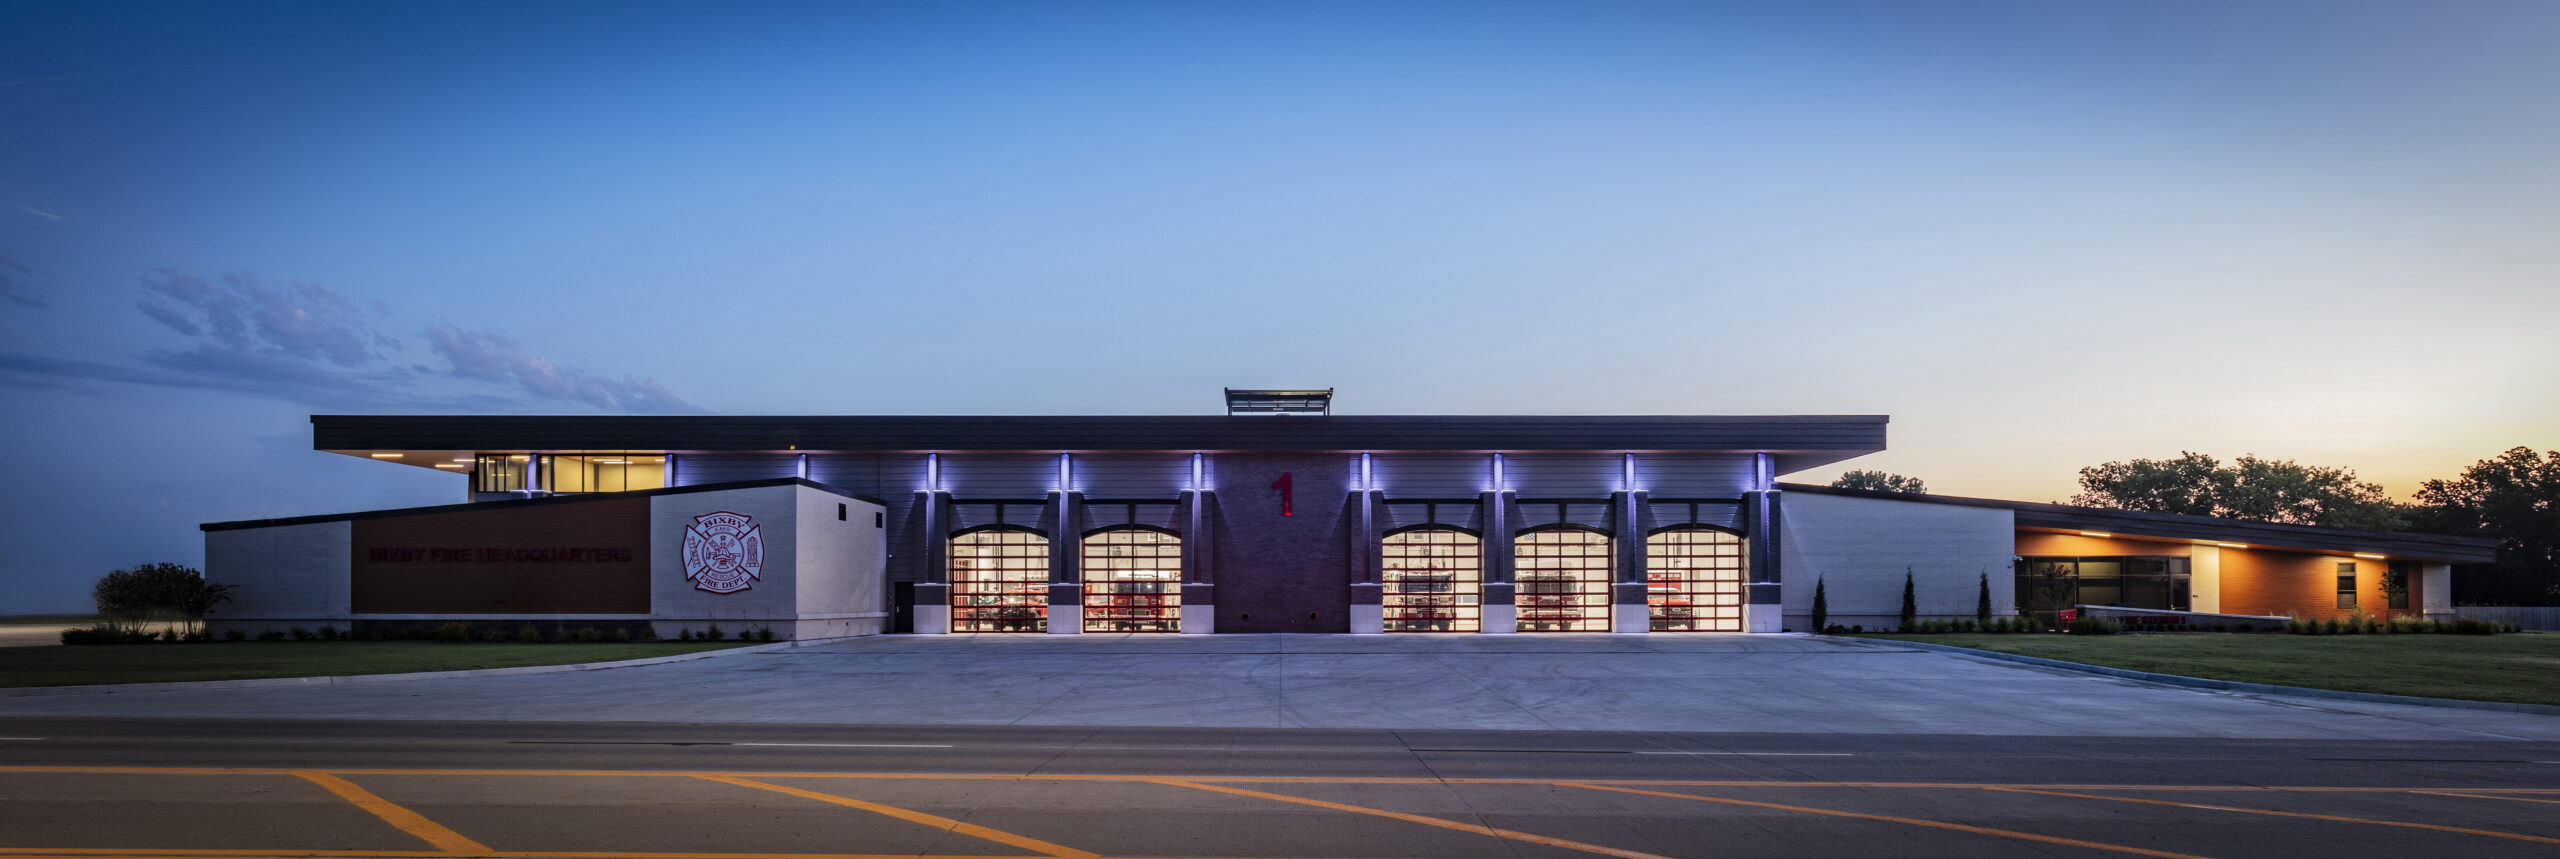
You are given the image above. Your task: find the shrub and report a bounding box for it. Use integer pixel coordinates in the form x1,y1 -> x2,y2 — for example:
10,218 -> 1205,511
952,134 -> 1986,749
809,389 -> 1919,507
1898,570 -> 1917,632
432,622 -> 476,643
1977,572 -> 1992,625
511,625 -> 538,643
754,627 -> 776,642
2506,622 -> 2523,634
1811,578 -> 1829,632
704,624 -> 723,641
224,628 -> 247,641
613,628 -> 633,643
678,629 -> 694,642
2212,622 -> 2229,632
1849,625 -> 1864,634
184,627 -> 211,643
256,628 -> 284,641
2449,618 -> 2499,636
483,627 -> 510,643
2066,617 -> 2120,635
61,625 -> 153,645
287,626 -> 312,641
576,627 -> 603,643
1822,624 -> 1846,635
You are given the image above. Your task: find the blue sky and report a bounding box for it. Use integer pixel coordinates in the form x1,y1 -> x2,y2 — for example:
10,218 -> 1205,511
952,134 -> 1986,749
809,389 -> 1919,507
4,0 -> 2555,612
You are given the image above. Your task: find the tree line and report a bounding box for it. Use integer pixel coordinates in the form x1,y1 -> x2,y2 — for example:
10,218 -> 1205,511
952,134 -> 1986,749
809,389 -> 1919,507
1832,448 -> 2560,604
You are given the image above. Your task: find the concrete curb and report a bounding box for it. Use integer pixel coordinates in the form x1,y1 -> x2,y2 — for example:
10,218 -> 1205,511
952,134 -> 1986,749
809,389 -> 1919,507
1843,636 -> 2560,717
0,636 -> 856,698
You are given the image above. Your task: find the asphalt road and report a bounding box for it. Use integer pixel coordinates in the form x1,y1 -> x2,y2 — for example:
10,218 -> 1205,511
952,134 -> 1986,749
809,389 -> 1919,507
5,716 -> 2558,858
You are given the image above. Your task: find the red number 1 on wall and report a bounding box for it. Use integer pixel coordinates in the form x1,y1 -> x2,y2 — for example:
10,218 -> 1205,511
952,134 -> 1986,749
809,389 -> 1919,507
1271,472 -> 1293,517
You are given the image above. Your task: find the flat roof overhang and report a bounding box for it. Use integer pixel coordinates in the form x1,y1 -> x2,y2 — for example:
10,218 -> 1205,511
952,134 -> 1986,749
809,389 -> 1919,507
1783,483 -> 2502,564
316,414 -> 1890,475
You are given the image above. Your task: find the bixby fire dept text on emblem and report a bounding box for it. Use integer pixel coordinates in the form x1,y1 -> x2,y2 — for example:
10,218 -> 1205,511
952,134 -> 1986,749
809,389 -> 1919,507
681,511 -> 763,594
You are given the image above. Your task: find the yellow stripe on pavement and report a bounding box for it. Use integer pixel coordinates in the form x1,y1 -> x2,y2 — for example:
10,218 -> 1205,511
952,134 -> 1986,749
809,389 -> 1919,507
1987,786 -> 2560,847
294,773 -> 491,855
1564,782 -> 2216,859
697,775 -> 1098,859
1149,779 -> 1676,859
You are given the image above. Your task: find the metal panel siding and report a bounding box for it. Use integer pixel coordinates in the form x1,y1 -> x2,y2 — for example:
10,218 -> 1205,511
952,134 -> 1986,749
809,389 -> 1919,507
676,455 -> 797,485
1082,501 -> 1183,534
1634,455 -> 1754,497
807,454 -> 888,494
1370,454 -> 1489,497
950,501 -> 1045,534
1502,454 -> 1622,496
1514,502 -> 1614,533
1074,454 -> 1190,497
940,454 -> 1060,498
1381,502 -> 1486,534
1650,500 -> 1744,532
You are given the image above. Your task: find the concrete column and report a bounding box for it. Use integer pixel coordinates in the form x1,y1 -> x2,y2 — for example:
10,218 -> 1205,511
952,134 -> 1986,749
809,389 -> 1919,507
1611,490 -> 1650,633
914,489 -> 951,634
2188,545 -> 2221,615
1181,480 -> 1216,634
2422,562 -> 2454,620
1048,490 -> 1083,634
1350,485 -> 1383,634
1742,485 -> 1783,633
1480,489 -> 1516,633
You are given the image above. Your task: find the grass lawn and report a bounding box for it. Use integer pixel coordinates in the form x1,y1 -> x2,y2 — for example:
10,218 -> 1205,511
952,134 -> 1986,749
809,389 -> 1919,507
1858,632 -> 2560,707
0,641 -> 753,688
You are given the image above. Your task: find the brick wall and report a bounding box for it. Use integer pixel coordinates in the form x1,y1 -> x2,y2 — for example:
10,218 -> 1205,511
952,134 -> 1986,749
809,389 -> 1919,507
1206,453 -> 1358,633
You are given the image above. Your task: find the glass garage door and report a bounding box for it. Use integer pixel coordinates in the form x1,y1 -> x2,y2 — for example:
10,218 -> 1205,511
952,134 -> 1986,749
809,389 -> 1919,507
1382,528 -> 1480,632
1647,528 -> 1743,632
951,529 -> 1048,633
1083,529 -> 1182,633
1516,529 -> 1612,632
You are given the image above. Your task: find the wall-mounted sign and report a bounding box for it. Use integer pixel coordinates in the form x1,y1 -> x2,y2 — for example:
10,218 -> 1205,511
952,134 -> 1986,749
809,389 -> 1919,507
1271,472 -> 1293,517
682,511 -> 763,593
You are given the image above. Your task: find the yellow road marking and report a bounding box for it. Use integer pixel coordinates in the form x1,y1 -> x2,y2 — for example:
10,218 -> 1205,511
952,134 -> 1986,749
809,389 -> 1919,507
698,775 -> 1097,859
1149,778 -> 1675,859
294,773 -> 491,855
1987,787 -> 2560,846
7,765 -> 2559,794
2405,790 -> 2560,807
0,851 -> 1039,859
1564,782 -> 2215,859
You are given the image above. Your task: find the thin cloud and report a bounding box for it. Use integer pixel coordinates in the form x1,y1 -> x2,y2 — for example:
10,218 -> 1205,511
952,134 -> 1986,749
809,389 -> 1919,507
0,251 -> 41,308
5,266 -> 703,414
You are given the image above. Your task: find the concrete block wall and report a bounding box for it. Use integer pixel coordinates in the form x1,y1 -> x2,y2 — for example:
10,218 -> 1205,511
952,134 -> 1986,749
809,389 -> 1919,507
1778,491 -> 2015,631
791,484 -> 890,638
203,521 -> 353,635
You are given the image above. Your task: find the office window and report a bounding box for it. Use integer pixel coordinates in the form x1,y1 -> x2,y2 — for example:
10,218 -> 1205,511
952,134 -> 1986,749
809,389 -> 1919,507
540,454 -> 667,493
474,455 -> 530,492
2336,562 -> 2358,610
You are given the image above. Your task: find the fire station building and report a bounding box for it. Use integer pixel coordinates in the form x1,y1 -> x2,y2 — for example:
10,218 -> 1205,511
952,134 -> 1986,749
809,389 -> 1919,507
201,391 -> 2500,639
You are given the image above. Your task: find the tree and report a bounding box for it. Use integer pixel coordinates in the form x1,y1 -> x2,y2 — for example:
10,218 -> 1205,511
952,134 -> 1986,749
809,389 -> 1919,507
1899,569 -> 1917,632
1832,470 -> 1926,495
2070,452 -> 2407,530
1811,578 -> 1829,631
2412,447 -> 2560,604
1976,572 -> 1991,624
92,562 -> 234,634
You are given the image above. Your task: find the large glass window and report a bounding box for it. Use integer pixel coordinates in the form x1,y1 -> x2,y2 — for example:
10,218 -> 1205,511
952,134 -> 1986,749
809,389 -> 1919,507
1382,528 -> 1480,632
951,529 -> 1049,633
474,455 -> 530,493
1082,529 -> 1182,633
2336,562 -> 2358,610
2015,556 -> 2191,626
539,454 -> 667,494
1646,528 -> 1743,632
1516,528 -> 1612,632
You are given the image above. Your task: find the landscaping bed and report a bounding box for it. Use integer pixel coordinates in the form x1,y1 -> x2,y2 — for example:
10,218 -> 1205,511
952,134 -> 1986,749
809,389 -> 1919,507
1855,632 -> 2560,707
0,641 -> 751,688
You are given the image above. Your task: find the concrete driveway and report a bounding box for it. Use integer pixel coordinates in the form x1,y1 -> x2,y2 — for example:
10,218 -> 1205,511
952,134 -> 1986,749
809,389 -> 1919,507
8,633 -> 2557,740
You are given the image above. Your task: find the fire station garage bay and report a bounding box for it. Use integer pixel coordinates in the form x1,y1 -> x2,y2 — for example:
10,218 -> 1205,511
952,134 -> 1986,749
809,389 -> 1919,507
202,395 -> 2497,640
